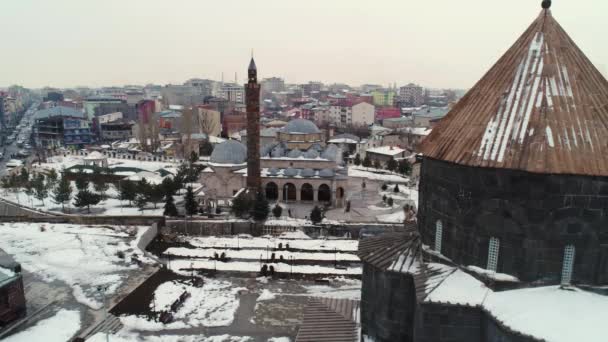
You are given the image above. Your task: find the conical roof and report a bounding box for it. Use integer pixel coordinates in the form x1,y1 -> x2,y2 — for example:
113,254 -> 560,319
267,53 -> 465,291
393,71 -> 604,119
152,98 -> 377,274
248,57 -> 257,71
420,10 -> 608,176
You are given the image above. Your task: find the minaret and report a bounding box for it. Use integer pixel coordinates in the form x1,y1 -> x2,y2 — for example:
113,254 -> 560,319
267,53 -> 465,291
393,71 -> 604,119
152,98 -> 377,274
245,57 -> 261,195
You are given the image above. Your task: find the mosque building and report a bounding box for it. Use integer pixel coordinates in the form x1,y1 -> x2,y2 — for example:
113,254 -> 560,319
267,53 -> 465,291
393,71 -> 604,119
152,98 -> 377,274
199,60 -> 348,208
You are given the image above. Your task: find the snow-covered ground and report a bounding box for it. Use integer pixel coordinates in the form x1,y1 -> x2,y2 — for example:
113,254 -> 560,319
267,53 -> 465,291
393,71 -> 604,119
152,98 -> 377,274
164,247 -> 360,262
188,236 -> 359,252
170,259 -> 361,276
0,222 -> 152,310
0,181 -> 170,216
4,310 -> 81,342
348,166 -> 410,183
89,330 -> 256,342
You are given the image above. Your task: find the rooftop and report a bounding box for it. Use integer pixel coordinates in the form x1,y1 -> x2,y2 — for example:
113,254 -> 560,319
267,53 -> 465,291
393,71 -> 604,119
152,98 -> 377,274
420,10 -> 608,177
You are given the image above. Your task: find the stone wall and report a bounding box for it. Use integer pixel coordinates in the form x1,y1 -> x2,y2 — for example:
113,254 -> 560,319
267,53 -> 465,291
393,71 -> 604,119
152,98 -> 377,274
165,220 -> 257,236
418,157 -> 608,285
414,303 -> 481,342
360,264 -> 416,342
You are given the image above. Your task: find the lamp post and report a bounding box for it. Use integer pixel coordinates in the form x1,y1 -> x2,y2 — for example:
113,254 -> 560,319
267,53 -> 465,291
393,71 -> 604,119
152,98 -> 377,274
97,285 -> 110,342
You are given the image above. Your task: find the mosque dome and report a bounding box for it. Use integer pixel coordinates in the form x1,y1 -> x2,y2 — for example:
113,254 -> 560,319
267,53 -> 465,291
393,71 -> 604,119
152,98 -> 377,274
268,168 -> 279,176
303,149 -> 320,159
321,144 -> 340,161
284,168 -> 300,177
300,168 -> 315,177
282,119 -> 321,134
319,169 -> 335,178
271,145 -> 285,158
287,149 -> 303,158
210,140 -> 247,165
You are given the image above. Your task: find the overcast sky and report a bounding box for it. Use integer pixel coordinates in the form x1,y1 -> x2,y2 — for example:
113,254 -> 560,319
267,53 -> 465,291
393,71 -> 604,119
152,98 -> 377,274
1,0 -> 606,89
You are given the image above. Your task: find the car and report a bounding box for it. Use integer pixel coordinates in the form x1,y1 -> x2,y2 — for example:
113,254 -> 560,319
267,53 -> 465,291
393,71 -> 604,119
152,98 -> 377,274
0,152 -> 4,160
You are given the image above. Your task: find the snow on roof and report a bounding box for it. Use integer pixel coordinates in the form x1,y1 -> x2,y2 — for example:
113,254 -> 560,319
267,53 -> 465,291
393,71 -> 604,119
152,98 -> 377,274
366,146 -> 406,156
84,151 -> 106,160
483,286 -> 608,342
424,264 -> 488,306
466,265 -> 519,282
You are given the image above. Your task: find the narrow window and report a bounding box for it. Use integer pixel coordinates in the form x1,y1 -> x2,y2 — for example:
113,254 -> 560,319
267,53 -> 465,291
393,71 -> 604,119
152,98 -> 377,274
487,237 -> 500,272
434,220 -> 443,253
561,245 -> 576,285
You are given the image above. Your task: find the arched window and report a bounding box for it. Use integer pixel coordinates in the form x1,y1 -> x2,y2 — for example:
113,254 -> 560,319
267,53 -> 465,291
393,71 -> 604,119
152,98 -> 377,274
561,245 -> 576,285
301,183 -> 314,201
487,237 -> 500,272
318,184 -> 331,202
434,220 -> 443,253
265,182 -> 278,201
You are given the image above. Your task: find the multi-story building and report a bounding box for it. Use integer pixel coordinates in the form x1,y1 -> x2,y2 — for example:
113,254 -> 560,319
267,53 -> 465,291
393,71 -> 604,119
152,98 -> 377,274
261,77 -> 285,93
161,85 -> 204,106
84,96 -> 125,120
184,78 -> 216,97
195,105 -> 222,137
328,101 -> 375,127
399,83 -> 425,107
219,83 -> 245,104
34,106 -> 93,149
371,89 -> 396,107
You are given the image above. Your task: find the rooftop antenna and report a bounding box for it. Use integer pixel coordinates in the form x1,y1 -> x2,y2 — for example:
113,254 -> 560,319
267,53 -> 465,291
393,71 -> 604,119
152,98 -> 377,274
235,72 -> 238,84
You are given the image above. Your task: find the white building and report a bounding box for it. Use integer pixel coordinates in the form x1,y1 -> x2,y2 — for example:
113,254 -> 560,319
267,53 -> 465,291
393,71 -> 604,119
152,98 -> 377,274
399,83 -> 425,107
328,102 -> 375,127
220,83 -> 245,104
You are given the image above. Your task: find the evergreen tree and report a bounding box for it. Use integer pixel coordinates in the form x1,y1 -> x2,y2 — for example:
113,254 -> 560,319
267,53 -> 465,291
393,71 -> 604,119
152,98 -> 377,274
33,174 -> 48,206
184,186 -> 198,217
394,184 -> 400,193
53,176 -> 73,211
398,159 -> 412,175
353,153 -> 361,166
387,157 -> 397,172
46,169 -> 58,188
160,177 -> 176,197
148,184 -> 164,209
381,183 -> 388,191
200,140 -> 214,156
73,190 -> 101,213
382,194 -> 387,203
23,178 -> 34,206
231,193 -> 251,218
75,172 -> 89,191
93,173 -> 109,198
135,193 -> 148,213
362,155 -> 371,168
310,206 -> 324,224
163,192 -> 178,216
119,180 -> 137,206
189,151 -> 199,164
387,197 -> 394,206
251,192 -> 270,222
19,168 -> 29,186
373,159 -> 382,169
272,204 -> 283,218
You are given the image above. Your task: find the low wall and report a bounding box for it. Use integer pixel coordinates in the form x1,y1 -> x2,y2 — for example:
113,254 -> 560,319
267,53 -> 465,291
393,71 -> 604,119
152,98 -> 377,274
0,198 -> 54,218
0,215 -> 165,227
138,223 -> 159,251
165,220 -> 258,236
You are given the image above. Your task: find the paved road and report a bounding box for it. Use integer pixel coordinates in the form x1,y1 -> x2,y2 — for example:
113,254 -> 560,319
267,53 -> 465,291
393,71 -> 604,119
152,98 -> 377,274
0,103 -> 38,177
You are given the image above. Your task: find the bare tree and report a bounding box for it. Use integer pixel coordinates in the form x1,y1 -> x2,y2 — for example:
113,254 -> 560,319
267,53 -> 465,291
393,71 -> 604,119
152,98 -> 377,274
198,108 -> 220,137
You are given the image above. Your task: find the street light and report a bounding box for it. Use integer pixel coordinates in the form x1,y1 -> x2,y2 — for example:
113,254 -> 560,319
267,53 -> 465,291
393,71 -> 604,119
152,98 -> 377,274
97,285 -> 110,342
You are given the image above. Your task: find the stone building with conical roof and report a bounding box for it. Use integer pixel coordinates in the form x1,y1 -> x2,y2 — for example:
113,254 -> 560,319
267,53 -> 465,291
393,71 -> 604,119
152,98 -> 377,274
359,5 -> 608,342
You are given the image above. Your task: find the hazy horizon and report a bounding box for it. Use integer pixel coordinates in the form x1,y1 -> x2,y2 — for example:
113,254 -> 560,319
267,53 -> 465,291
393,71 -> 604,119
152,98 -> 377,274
1,0 -> 606,90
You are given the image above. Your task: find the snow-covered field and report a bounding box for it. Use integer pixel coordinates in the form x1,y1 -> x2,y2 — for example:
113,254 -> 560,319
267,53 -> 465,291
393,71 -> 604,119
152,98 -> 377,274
4,310 -> 81,342
89,331 -> 258,342
0,182 -> 169,216
0,222 -> 152,309
170,259 -> 361,276
348,166 -> 409,183
189,236 -> 359,252
164,247 -> 360,262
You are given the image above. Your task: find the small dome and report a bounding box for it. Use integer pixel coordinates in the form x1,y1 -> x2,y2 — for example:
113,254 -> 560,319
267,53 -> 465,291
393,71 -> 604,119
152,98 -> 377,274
287,149 -> 302,158
271,145 -> 285,158
284,168 -> 300,177
301,168 -> 315,177
303,149 -> 320,159
268,168 -> 279,176
310,143 -> 324,152
260,144 -> 273,157
322,144 -> 340,160
319,169 -> 335,178
282,119 -> 321,134
210,140 -> 247,164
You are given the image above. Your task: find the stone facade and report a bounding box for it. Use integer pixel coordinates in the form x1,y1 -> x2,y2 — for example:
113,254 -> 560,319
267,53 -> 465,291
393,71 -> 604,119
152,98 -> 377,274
361,264 -> 416,342
418,157 -> 608,285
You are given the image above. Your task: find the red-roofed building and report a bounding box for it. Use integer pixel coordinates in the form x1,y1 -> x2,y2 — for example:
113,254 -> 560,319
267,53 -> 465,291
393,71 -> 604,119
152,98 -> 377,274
376,107 -> 401,121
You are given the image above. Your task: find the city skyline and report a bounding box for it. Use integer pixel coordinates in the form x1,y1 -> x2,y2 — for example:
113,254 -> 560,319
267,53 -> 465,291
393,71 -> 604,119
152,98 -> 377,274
1,0 -> 606,89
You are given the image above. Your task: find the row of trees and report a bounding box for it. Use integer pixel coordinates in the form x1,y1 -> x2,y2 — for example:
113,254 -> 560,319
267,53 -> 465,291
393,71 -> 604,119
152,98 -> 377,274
353,153 -> 412,175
